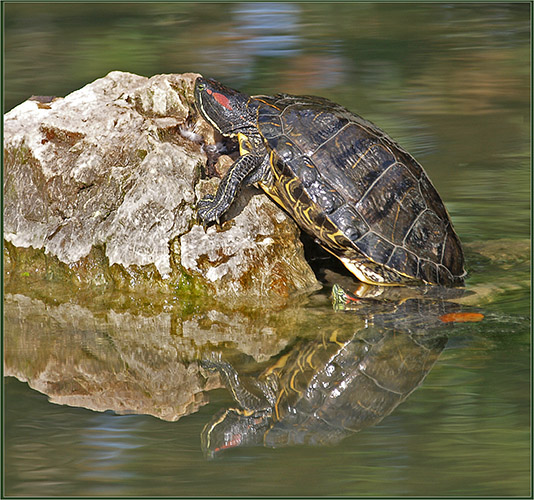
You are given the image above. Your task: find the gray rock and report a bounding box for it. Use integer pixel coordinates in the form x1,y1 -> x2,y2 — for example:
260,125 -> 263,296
181,186 -> 318,303
4,71 -> 319,305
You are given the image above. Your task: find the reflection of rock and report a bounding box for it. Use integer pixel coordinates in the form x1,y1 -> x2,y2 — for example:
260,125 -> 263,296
3,293 -> 300,421
4,71 -> 318,305
182,310 -> 289,363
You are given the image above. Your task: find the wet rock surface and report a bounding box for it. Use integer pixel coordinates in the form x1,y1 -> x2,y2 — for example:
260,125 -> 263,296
4,71 -> 319,305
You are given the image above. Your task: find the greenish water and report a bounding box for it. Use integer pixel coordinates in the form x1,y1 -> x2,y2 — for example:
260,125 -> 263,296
4,3 -> 531,497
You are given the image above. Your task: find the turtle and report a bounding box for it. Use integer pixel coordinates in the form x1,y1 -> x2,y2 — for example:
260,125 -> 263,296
194,77 -> 466,286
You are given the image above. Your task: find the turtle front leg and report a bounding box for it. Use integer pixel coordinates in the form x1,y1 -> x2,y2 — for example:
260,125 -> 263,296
197,153 -> 264,225
200,355 -> 274,411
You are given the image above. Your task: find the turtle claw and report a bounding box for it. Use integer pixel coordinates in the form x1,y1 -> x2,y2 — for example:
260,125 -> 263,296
197,194 -> 227,227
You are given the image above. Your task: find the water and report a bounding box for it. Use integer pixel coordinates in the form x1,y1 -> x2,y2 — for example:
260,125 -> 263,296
4,3 -> 530,497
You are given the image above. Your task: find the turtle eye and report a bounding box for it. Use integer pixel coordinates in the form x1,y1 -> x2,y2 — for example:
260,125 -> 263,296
197,83 -> 206,91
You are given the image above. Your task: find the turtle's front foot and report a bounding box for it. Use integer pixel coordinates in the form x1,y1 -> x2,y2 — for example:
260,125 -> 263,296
197,194 -> 226,226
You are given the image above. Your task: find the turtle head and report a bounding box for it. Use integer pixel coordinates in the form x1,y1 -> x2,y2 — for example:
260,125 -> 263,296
194,77 -> 254,137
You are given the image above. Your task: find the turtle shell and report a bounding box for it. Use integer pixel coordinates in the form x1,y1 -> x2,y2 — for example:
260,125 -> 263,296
252,94 -> 465,285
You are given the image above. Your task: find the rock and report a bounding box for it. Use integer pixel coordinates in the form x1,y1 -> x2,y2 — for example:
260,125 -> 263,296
4,71 -> 319,306
181,187 -> 318,303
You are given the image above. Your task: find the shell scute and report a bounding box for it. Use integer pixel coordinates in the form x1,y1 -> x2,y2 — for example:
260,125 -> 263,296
419,260 -> 441,285
386,247 -> 420,279
312,127 -> 397,203
404,210 -> 446,262
356,232 -> 396,265
328,205 -> 370,242
357,163 -> 428,246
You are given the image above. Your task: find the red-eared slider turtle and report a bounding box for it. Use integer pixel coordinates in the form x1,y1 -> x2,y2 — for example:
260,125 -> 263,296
195,77 -> 465,286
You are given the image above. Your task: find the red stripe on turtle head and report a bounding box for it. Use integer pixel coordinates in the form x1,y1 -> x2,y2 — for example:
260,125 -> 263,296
213,92 -> 233,110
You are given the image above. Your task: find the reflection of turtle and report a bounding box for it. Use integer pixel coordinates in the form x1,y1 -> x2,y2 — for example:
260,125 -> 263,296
195,77 -> 465,286
201,330 -> 446,456
200,324 -> 450,455
200,287 -> 484,457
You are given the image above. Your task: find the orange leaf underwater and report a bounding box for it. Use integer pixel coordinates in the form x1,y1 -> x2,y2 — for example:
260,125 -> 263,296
439,312 -> 485,323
